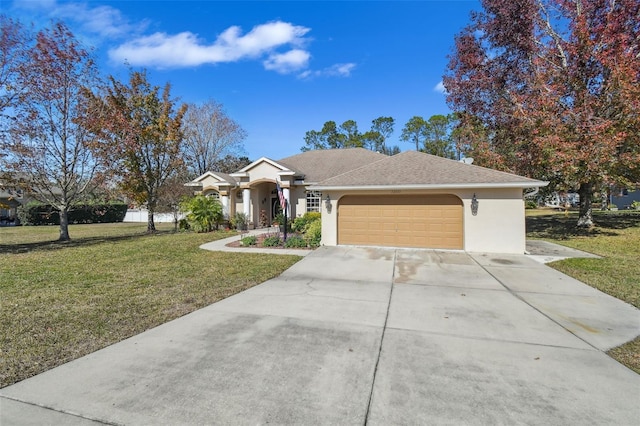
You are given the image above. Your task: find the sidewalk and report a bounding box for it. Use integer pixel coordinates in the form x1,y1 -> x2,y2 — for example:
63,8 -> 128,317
199,227 -> 312,256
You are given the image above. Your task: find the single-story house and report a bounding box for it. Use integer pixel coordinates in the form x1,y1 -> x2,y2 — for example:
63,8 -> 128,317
187,148 -> 548,254
0,181 -> 24,225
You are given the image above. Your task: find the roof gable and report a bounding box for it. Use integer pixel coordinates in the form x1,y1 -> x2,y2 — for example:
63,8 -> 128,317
191,171 -> 238,185
312,151 -> 547,189
238,157 -> 289,174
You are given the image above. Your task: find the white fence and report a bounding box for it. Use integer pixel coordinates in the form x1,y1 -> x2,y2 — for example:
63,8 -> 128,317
124,209 -> 182,223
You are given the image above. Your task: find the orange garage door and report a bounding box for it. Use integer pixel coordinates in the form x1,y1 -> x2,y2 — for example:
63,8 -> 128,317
338,194 -> 463,249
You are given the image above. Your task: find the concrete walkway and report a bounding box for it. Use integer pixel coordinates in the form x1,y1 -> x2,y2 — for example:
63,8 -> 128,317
1,247 -> 639,425
199,227 -> 312,256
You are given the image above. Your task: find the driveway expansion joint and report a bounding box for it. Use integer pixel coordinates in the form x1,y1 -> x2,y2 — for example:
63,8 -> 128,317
469,255 -> 604,353
363,250 -> 397,425
0,395 -> 118,426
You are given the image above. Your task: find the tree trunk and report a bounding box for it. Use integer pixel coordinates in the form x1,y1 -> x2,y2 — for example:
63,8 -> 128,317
147,208 -> 156,233
577,182 -> 594,228
600,185 -> 609,211
59,208 -> 70,241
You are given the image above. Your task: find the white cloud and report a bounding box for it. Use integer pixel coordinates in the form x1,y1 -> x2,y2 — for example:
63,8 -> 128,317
263,49 -> 310,74
109,21 -> 312,70
434,81 -> 447,94
324,63 -> 356,77
62,4 -> 147,39
13,1 -> 355,78
298,62 -> 357,79
13,0 -> 146,39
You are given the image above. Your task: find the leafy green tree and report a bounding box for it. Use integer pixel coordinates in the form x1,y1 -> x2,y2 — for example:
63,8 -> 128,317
424,115 -> 456,159
85,69 -> 187,232
400,116 -> 428,151
363,116 -> 398,154
180,194 -> 223,233
302,116 -> 397,153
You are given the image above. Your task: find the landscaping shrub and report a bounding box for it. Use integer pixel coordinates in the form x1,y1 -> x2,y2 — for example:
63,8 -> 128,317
232,212 -> 249,230
17,202 -> 127,225
525,200 -> 538,209
284,235 -> 307,248
178,218 -> 190,231
262,235 -> 282,247
241,235 -> 257,246
292,212 -> 321,233
180,195 -> 223,233
304,220 -> 322,247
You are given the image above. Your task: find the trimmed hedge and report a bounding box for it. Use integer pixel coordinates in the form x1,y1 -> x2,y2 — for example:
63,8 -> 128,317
18,202 -> 128,226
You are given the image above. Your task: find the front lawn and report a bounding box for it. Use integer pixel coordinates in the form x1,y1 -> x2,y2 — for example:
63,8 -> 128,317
0,223 -> 301,388
526,209 -> 640,373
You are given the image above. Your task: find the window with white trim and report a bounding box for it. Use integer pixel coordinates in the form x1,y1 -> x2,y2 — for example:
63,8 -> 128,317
305,190 -> 322,212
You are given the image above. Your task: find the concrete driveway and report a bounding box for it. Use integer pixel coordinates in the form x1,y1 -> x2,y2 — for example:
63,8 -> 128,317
1,246 -> 639,425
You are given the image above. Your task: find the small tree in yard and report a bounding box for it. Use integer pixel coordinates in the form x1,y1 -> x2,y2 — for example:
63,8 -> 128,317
85,69 -> 187,232
156,171 -> 193,231
1,21 -> 101,241
180,195 -> 222,233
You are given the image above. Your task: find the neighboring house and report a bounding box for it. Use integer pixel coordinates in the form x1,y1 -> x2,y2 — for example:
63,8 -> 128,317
188,148 -> 548,254
611,186 -> 640,210
0,185 -> 23,225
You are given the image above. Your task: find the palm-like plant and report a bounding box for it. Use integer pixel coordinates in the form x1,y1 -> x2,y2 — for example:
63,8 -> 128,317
180,195 -> 222,232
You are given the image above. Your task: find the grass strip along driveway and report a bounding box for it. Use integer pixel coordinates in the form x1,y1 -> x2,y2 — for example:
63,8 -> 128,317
0,223 -> 301,388
526,210 -> 640,373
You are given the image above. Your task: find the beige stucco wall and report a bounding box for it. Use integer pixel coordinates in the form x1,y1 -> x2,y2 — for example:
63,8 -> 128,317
320,188 -> 526,254
289,186 -> 307,218
246,162 -> 282,181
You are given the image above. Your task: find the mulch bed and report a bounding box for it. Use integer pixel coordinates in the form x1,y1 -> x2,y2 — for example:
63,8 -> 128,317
225,232 -> 310,250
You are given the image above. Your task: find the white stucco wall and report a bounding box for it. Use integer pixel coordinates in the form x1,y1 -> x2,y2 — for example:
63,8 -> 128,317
320,188 -> 527,254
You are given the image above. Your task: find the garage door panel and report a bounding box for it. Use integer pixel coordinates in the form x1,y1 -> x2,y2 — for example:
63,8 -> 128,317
338,195 -> 463,249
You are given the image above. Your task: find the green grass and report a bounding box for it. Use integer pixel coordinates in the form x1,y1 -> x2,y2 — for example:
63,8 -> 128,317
0,223 -> 301,388
526,209 -> 640,373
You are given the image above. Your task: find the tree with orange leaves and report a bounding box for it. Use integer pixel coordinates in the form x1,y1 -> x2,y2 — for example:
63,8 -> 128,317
444,0 -> 640,226
84,70 -> 187,233
1,20 -> 100,241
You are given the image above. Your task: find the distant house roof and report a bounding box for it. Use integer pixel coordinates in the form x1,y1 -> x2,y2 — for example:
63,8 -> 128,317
311,150 -> 547,190
276,148 -> 387,183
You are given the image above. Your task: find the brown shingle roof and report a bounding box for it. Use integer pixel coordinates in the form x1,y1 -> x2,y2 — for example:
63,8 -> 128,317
212,172 -> 238,185
312,151 -> 546,189
277,148 -> 387,183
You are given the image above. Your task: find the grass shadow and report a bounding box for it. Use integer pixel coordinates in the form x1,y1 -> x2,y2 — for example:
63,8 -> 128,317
526,211 -> 640,240
0,230 -> 175,254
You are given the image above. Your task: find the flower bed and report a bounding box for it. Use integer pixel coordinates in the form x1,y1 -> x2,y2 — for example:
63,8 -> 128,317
225,232 -> 312,250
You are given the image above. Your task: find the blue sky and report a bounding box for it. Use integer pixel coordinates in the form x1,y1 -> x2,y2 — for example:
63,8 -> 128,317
6,0 -> 480,160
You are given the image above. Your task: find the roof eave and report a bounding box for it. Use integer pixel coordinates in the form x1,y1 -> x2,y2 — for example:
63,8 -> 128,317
310,181 -> 549,191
